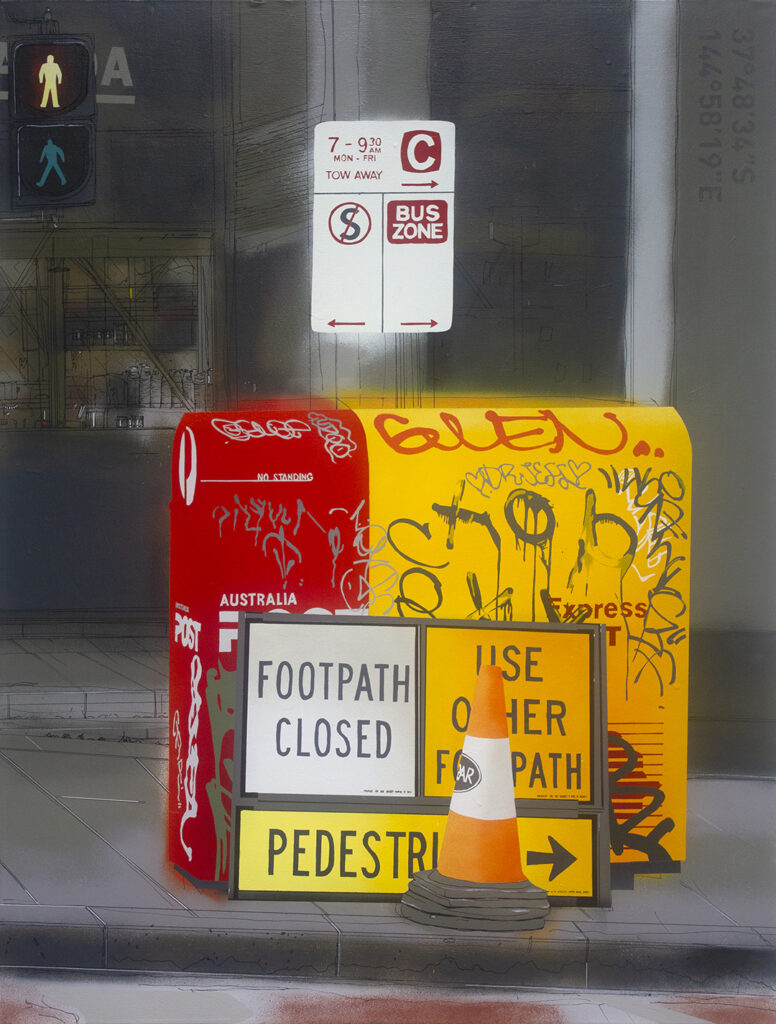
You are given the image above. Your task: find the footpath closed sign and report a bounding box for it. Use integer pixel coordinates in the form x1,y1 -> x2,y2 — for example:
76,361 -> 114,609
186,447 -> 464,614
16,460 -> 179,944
231,615 -> 609,904
311,121 -> 455,333
242,620 -> 417,797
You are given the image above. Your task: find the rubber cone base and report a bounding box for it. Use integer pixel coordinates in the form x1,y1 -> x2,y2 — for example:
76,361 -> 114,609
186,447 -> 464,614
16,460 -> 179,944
400,869 -> 550,932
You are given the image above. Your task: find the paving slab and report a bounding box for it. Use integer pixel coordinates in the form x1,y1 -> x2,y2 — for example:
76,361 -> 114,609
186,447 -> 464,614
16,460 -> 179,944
0,863 -> 35,904
35,651 -> 158,689
0,752 -> 183,911
87,649 -> 168,688
14,638 -> 101,654
0,651 -> 71,687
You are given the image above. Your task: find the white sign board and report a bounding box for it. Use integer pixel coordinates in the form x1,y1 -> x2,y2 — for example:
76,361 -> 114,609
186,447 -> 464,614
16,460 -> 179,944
243,620 -> 418,797
311,120 -> 455,333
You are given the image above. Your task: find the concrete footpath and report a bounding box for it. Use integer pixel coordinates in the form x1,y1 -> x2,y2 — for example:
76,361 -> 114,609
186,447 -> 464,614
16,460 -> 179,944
0,625 -> 774,994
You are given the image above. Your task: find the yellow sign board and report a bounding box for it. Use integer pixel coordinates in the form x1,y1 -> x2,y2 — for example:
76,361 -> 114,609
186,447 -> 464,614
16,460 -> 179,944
236,808 -> 595,899
362,406 -> 691,865
519,816 -> 594,898
424,625 -> 593,801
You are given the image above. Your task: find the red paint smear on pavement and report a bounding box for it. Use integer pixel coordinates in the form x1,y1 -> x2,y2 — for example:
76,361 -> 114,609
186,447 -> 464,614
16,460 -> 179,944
0,989 -> 80,1024
269,995 -> 565,1024
659,996 -> 776,1024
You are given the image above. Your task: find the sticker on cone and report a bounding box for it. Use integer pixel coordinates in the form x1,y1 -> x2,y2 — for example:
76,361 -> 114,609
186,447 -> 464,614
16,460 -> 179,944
454,752 -> 481,792
400,664 -> 551,930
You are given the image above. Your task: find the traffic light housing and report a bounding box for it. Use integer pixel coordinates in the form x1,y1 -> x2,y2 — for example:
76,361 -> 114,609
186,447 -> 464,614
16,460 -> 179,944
9,36 -> 96,207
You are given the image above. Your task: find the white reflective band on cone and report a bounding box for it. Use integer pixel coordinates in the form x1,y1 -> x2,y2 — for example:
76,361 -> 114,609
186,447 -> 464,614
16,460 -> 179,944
450,734 -> 517,820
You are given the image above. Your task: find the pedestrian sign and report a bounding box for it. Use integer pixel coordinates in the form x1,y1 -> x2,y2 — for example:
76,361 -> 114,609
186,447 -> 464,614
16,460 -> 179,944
233,808 -> 600,901
311,120 -> 455,333
9,36 -> 96,207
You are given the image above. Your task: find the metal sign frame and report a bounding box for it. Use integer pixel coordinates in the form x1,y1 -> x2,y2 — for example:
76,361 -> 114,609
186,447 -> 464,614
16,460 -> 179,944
230,614 -> 610,906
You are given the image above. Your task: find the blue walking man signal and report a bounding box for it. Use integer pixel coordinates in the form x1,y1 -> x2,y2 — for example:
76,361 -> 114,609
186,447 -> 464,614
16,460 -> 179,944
37,138 -> 67,187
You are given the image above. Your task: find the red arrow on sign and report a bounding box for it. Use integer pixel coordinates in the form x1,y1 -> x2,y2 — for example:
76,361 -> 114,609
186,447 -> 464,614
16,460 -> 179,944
328,319 -> 366,327
401,180 -> 439,189
401,319 -> 439,328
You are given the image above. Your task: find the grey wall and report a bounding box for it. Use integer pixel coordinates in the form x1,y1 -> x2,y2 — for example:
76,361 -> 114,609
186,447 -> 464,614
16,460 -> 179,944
675,0 -> 776,774
675,0 -> 776,633
0,430 -> 171,611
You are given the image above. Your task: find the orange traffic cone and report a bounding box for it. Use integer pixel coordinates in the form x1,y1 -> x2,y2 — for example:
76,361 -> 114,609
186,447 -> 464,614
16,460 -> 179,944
400,664 -> 550,930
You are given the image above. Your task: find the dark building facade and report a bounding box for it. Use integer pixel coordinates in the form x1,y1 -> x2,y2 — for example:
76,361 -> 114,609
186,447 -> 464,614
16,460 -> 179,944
0,0 -> 631,611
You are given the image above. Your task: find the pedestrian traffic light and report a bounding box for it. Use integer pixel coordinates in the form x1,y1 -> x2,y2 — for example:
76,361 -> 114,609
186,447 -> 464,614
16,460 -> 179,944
9,36 -> 96,207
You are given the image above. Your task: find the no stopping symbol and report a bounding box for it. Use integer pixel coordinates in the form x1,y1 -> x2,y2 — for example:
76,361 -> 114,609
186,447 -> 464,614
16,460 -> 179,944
329,202 -> 372,245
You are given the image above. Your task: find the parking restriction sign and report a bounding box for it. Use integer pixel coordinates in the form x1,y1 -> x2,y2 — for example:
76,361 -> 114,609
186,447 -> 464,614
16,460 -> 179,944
329,202 -> 372,245
311,121 -> 455,333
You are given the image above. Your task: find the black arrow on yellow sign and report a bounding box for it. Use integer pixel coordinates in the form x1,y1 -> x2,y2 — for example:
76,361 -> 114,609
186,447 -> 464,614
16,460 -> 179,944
526,835 -> 577,881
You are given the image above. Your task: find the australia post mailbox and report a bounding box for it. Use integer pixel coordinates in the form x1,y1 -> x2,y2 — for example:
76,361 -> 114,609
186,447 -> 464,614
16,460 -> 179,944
169,405 -> 691,890
168,410 -> 371,885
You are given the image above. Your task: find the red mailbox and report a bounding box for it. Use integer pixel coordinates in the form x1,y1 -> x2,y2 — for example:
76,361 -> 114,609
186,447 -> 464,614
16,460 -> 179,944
168,408 -> 369,885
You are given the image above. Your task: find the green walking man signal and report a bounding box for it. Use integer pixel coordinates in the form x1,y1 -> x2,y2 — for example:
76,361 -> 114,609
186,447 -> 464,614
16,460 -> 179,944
36,139 -> 67,187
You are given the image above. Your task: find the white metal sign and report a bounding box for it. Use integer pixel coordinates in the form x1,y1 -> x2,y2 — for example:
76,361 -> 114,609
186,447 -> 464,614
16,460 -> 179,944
311,120 -> 455,334
243,620 -> 418,797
